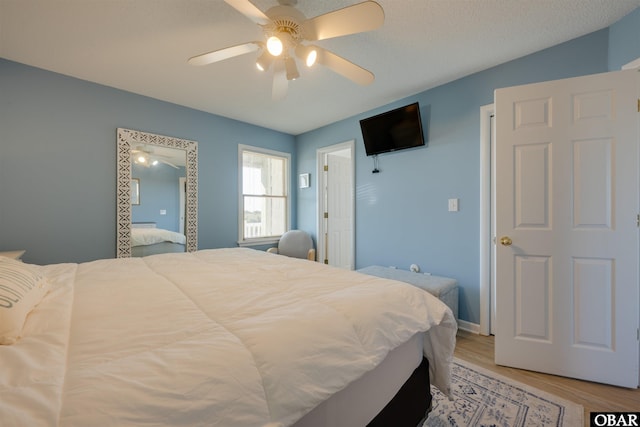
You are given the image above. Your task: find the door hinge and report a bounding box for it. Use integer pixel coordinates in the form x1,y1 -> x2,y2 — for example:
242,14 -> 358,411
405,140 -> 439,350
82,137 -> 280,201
323,212 -> 328,219
637,214 -> 640,227
324,165 -> 329,171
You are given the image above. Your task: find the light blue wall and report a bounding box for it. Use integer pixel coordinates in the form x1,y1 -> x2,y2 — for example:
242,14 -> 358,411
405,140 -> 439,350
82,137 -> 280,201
131,164 -> 185,232
608,7 -> 640,70
1,7 -> 638,321
0,59 -> 296,264
295,29 -> 610,325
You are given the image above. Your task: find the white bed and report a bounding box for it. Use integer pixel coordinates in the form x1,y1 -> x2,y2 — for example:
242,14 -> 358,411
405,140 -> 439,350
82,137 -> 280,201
131,223 -> 186,256
0,248 -> 457,427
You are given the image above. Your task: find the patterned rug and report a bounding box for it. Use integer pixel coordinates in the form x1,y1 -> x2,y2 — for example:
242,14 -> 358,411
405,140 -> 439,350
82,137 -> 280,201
423,358 -> 583,427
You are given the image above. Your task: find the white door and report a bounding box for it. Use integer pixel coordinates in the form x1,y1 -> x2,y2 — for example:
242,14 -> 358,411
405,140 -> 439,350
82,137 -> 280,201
326,151 -> 353,268
317,141 -> 355,269
494,69 -> 639,388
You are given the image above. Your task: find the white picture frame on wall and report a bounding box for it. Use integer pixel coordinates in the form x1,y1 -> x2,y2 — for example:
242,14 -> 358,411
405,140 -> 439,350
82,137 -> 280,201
299,173 -> 310,189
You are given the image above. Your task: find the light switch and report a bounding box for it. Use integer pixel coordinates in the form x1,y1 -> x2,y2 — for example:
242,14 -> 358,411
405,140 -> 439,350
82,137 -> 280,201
448,198 -> 459,212
160,209 -> 167,215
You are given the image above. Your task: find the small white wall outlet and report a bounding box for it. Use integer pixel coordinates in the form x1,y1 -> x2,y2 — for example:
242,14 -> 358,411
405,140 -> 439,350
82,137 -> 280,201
448,198 -> 459,212
160,209 -> 167,215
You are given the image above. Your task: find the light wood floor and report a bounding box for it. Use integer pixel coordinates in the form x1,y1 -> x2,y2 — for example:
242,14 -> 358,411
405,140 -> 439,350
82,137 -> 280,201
454,330 -> 640,426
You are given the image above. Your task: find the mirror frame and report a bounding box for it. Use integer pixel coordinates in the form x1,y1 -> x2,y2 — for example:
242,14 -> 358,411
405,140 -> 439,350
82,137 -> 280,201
116,128 -> 198,258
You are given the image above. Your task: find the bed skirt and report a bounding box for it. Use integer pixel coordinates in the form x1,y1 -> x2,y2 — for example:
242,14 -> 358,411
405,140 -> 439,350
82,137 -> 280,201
367,357 -> 432,427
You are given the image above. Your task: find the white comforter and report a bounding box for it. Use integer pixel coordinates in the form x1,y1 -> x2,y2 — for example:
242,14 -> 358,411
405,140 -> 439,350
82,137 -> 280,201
0,248 -> 456,427
131,227 -> 186,246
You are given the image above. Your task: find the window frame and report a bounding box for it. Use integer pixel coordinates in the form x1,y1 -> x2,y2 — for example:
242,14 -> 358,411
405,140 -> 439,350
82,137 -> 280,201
237,144 -> 291,246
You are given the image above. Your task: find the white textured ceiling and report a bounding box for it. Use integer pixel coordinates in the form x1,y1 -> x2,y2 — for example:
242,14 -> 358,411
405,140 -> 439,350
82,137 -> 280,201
1,0 -> 639,135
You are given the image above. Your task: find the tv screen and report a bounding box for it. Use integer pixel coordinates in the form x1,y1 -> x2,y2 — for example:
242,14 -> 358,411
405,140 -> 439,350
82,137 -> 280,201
359,102 -> 425,156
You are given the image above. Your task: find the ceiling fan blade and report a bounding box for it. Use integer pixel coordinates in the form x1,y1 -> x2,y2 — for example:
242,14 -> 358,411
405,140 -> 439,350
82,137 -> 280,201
272,61 -> 288,101
224,0 -> 271,25
316,47 -> 374,85
188,42 -> 260,66
304,1 -> 384,41
159,159 -> 179,169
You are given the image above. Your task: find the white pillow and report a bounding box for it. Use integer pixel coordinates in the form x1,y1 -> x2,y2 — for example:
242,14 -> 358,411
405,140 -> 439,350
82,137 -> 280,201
0,256 -> 50,345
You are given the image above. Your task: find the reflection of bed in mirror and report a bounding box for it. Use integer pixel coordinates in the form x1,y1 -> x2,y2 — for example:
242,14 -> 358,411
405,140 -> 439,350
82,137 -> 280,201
131,223 -> 186,257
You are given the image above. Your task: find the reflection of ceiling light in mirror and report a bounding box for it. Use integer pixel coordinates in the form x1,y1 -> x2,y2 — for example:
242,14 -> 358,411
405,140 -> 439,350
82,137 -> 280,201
132,145 -> 187,168
134,153 -> 157,167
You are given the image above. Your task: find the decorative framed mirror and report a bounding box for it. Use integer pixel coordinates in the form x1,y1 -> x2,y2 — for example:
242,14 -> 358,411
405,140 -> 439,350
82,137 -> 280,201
116,128 -> 198,258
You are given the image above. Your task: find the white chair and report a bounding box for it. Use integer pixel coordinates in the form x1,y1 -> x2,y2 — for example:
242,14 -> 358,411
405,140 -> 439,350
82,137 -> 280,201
267,230 -> 316,261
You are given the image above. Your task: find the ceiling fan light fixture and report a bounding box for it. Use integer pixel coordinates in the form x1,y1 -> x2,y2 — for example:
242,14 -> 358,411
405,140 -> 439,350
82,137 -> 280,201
256,51 -> 273,71
188,0 -> 386,98
305,49 -> 317,67
266,36 -> 283,56
285,57 -> 299,80
295,45 -> 318,68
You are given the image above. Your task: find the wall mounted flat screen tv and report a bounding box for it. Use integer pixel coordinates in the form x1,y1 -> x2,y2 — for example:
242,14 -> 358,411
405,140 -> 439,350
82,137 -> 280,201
359,102 -> 425,156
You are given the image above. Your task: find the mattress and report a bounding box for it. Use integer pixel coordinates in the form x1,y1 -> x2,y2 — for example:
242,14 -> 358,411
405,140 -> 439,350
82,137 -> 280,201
293,332 -> 425,427
0,248 -> 457,427
131,241 -> 185,256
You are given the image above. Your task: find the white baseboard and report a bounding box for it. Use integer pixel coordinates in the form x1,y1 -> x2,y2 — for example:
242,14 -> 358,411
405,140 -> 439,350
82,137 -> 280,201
457,319 -> 481,334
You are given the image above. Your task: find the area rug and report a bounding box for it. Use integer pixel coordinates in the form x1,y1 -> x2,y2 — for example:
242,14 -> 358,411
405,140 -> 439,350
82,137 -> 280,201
423,358 -> 583,427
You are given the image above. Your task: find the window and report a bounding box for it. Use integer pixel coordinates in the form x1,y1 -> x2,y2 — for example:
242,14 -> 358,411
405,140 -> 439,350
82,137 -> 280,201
238,145 -> 290,244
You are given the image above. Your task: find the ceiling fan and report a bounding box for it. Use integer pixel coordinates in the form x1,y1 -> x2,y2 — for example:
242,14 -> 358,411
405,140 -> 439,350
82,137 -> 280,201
188,0 -> 385,100
131,146 -> 179,169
